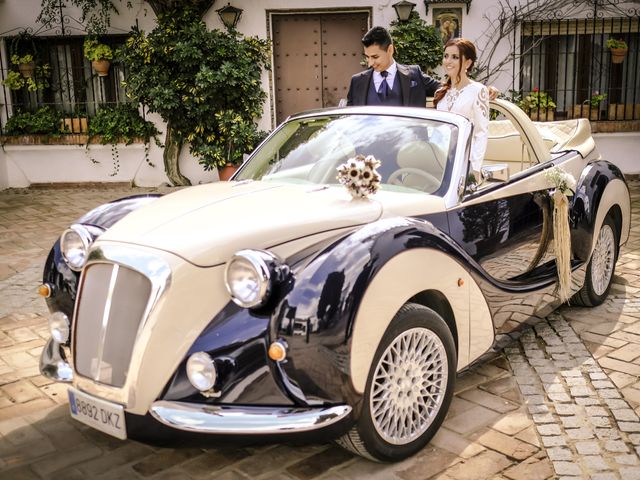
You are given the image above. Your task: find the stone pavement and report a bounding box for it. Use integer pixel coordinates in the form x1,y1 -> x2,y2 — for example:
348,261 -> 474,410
0,181 -> 639,479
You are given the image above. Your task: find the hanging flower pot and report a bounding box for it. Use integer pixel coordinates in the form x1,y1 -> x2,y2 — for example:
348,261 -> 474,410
606,38 -> 628,64
610,47 -> 628,64
84,38 -> 114,77
91,59 -> 111,77
18,61 -> 36,78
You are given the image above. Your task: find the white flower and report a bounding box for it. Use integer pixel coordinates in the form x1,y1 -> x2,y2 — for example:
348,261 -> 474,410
544,166 -> 576,196
336,154 -> 382,198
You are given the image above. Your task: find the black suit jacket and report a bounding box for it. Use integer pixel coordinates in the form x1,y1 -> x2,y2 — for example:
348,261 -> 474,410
346,64 -> 441,107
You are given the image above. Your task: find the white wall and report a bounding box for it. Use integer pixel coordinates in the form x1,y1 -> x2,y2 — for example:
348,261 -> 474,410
0,146 -> 8,189
594,133 -> 640,175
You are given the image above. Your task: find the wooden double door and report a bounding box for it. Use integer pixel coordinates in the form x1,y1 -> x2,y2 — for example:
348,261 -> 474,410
272,12 -> 369,124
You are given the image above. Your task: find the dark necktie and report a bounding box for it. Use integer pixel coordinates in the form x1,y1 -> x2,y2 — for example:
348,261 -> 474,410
378,71 -> 389,98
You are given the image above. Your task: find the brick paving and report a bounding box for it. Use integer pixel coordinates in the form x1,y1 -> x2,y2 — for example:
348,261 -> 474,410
0,180 -> 638,479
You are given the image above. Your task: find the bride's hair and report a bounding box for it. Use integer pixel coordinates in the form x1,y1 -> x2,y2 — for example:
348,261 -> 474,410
433,38 -> 478,108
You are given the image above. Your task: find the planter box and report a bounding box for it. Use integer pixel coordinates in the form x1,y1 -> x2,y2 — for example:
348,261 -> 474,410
571,105 -> 601,121
529,109 -> 554,122
608,104 -> 640,120
61,117 -> 88,133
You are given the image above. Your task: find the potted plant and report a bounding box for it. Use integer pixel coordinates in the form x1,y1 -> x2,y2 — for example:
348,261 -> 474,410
83,37 -> 113,77
13,54 -> 36,78
607,38 -> 628,64
519,88 -> 556,121
86,103 -> 161,175
2,57 -> 51,92
573,92 -> 607,120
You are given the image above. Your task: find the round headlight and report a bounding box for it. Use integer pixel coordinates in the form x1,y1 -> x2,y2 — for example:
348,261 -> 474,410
49,312 -> 70,344
186,352 -> 217,391
60,225 -> 92,271
224,250 -> 274,308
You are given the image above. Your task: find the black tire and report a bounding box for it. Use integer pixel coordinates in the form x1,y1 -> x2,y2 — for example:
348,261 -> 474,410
337,303 -> 456,462
572,215 -> 619,307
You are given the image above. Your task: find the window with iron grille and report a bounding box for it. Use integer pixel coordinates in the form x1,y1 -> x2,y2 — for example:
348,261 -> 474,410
520,17 -> 640,121
1,35 -> 129,134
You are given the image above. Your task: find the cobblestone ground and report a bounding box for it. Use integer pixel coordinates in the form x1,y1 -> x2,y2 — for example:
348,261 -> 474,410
0,181 -> 638,479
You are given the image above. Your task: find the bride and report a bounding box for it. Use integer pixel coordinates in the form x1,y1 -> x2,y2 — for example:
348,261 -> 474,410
433,38 -> 489,183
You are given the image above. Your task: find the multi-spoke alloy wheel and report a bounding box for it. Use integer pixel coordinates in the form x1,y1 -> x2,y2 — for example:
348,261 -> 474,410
573,215 -> 619,307
337,303 -> 456,462
370,328 -> 447,445
591,223 -> 616,296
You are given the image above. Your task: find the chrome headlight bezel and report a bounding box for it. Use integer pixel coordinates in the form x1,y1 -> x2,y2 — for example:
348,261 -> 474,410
60,224 -> 94,271
186,351 -> 217,392
224,249 -> 281,309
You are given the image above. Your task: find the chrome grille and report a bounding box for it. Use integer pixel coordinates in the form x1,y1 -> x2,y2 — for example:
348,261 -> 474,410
74,262 -> 152,387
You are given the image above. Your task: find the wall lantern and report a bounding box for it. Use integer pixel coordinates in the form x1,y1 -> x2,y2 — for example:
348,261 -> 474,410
217,3 -> 243,30
392,1 -> 416,22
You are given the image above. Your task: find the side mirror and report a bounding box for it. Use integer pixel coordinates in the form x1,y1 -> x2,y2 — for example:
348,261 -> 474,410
482,164 -> 510,182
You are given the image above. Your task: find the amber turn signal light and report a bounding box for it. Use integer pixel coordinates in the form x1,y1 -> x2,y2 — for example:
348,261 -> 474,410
38,284 -> 52,298
268,340 -> 287,362
457,278 -> 464,287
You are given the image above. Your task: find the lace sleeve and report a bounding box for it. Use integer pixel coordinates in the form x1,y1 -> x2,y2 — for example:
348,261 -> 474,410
470,85 -> 490,172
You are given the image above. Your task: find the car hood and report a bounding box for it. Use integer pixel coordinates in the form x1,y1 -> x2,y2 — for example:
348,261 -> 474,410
97,181 -> 389,266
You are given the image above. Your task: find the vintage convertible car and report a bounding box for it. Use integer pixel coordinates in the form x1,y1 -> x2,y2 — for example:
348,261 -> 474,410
39,99 -> 630,461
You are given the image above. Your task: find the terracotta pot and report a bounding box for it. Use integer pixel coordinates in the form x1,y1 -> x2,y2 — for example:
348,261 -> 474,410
218,164 -> 239,181
18,61 -> 36,78
610,47 -> 627,64
91,59 -> 111,77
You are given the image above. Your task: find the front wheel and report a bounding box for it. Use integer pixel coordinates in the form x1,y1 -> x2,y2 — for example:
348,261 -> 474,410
573,215 -> 619,307
337,303 -> 456,461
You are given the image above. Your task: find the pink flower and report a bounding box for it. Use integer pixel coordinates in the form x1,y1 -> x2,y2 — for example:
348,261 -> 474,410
533,87 -> 539,92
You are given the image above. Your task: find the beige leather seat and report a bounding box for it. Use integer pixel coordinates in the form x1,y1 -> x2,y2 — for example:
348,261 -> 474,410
389,140 -> 446,191
397,140 -> 446,176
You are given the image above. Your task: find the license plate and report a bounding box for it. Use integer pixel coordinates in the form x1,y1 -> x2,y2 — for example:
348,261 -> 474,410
68,387 -> 127,440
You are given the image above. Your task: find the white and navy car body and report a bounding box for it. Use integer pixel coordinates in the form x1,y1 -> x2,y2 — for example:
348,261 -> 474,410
40,100 -> 630,461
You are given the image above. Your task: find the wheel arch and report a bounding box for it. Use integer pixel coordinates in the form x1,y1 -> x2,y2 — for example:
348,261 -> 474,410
349,248 -> 493,395
572,162 -> 630,261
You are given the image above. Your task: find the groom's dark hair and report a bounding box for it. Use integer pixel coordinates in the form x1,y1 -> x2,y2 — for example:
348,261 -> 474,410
362,26 -> 393,50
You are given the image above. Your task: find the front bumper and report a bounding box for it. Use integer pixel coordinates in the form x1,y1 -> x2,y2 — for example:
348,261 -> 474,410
40,337 -> 73,383
150,401 -> 352,434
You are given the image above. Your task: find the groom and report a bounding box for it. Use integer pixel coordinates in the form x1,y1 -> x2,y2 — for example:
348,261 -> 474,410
347,26 -> 439,106
346,26 -> 495,106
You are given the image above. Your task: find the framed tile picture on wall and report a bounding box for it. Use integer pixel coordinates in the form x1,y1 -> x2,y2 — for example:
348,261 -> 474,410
433,8 -> 462,44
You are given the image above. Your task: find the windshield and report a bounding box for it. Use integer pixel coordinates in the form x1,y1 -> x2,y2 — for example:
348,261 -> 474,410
236,114 -> 457,195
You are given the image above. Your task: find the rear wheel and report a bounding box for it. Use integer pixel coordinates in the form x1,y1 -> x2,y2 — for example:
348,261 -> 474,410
337,303 -> 456,461
573,215 -> 619,307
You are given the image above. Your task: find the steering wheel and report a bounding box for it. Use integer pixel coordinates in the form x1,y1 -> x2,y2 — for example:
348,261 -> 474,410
387,168 -> 440,192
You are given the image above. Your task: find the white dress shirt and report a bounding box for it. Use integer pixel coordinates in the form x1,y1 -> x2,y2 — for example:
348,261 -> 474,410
372,62 -> 398,93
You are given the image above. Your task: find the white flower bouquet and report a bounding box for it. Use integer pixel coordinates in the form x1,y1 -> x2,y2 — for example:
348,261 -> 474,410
336,154 -> 382,199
